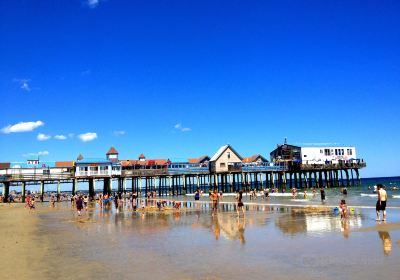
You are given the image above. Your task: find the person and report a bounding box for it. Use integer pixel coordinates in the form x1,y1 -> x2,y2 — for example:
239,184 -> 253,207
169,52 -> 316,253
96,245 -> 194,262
236,190 -> 245,216
264,187 -> 269,198
25,195 -> 31,209
320,186 -> 326,202
210,189 -> 219,215
194,189 -> 200,201
303,190 -> 308,199
29,197 -> 36,212
339,199 -> 347,219
291,187 -> 297,198
76,195 -> 83,216
342,187 -> 348,195
376,184 -> 388,221
50,195 -> 56,208
83,195 -> 89,210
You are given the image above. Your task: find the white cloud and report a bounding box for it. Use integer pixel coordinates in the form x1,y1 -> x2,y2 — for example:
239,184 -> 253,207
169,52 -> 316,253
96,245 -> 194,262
1,121 -> 44,134
55,135 -> 67,140
14,78 -> 31,92
86,0 -> 100,8
114,130 -> 126,136
37,133 -> 51,141
79,132 -> 97,142
23,150 -> 49,157
174,123 -> 191,132
174,123 -> 182,129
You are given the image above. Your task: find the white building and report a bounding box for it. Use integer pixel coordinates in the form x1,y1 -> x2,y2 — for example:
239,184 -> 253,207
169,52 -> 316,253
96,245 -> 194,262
300,146 -> 357,164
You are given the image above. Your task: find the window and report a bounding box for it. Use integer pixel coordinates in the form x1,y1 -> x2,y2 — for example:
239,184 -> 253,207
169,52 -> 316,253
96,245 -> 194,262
303,155 -> 307,158
43,169 -> 50,175
335,149 -> 338,155
90,166 -> 98,174
227,152 -> 231,159
347,149 -> 353,156
220,163 -> 226,168
320,149 -> 323,154
324,149 -> 331,156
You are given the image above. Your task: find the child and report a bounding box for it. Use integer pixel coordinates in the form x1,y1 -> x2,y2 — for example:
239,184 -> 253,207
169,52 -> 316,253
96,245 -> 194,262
339,199 -> 347,219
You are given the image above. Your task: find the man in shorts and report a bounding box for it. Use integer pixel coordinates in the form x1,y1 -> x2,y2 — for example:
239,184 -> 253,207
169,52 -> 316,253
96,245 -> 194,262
376,184 -> 388,221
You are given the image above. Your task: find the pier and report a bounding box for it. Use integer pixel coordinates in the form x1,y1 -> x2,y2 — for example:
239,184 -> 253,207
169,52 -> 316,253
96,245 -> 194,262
0,144 -> 366,202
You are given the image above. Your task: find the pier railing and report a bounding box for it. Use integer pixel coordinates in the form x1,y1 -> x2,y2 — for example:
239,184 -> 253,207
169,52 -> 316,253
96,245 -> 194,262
2,173 -> 73,182
122,169 -> 168,177
299,162 -> 366,171
242,165 -> 287,172
168,167 -> 209,174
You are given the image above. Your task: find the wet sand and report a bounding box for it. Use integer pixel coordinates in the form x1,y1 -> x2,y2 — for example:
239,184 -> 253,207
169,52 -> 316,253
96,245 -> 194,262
1,201 -> 400,280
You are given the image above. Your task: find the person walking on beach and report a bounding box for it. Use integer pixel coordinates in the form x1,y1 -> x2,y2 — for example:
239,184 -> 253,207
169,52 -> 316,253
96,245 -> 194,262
76,195 -> 84,216
376,184 -> 388,221
236,190 -> 245,216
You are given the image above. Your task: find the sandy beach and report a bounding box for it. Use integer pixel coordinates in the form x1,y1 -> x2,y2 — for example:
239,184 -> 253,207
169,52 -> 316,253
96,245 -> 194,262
1,201 -> 400,280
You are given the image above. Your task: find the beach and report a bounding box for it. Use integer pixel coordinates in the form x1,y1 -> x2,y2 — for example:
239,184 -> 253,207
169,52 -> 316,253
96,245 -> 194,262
1,199 -> 400,280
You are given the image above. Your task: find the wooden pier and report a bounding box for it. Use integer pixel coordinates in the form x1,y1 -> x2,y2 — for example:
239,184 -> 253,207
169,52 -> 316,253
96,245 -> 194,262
0,162 -> 366,203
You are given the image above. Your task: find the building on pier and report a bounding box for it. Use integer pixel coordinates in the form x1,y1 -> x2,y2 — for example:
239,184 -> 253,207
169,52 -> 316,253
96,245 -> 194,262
188,156 -> 210,167
242,154 -> 268,165
300,145 -> 357,164
270,143 -> 302,164
120,154 -> 168,171
270,142 -> 359,165
209,145 -> 243,173
106,147 -> 119,162
74,149 -> 122,177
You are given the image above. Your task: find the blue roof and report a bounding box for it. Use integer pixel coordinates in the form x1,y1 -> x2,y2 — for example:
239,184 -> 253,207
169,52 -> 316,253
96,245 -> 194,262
76,158 -> 111,165
10,161 -> 56,168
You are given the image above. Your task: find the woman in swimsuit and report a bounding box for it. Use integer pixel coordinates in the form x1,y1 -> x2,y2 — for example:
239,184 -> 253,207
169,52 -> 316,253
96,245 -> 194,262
236,190 -> 245,216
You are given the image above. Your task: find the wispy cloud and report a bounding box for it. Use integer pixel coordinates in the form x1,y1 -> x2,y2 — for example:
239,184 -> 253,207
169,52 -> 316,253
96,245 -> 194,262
14,78 -> 31,92
37,133 -> 51,141
114,130 -> 126,136
86,0 -> 100,8
1,121 -> 44,134
174,123 -> 191,132
79,132 -> 98,142
54,135 -> 67,140
23,151 -> 49,157
68,133 -> 75,138
81,69 -> 91,76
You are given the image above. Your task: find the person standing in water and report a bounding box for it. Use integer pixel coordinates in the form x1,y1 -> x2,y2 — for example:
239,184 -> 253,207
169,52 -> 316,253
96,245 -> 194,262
236,190 -> 245,216
320,186 -> 326,202
376,184 -> 388,221
76,195 -> 83,216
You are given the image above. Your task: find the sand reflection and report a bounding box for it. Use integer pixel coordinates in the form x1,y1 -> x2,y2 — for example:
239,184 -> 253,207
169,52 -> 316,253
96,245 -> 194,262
378,230 -> 392,256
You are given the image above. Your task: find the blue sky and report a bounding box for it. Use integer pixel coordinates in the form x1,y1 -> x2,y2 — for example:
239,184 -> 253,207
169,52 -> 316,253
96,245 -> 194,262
0,0 -> 399,177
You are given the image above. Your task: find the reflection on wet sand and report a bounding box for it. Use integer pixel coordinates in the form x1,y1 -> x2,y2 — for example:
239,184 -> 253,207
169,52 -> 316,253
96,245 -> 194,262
378,230 -> 392,256
275,211 -> 363,237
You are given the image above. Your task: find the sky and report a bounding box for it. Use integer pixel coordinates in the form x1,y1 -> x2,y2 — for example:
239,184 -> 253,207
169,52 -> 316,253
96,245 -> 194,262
0,0 -> 399,178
